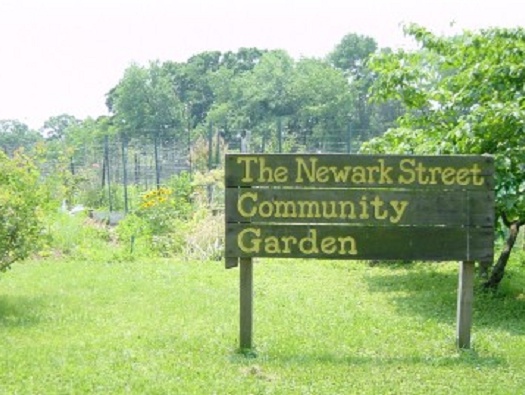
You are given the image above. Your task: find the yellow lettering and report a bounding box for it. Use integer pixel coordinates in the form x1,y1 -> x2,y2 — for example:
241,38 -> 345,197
471,163 -> 485,186
237,191 -> 257,218
377,159 -> 394,184
456,168 -> 470,185
351,166 -> 367,184
274,166 -> 288,183
415,162 -> 430,184
321,201 -> 338,219
238,228 -> 261,253
257,157 -> 274,182
299,229 -> 320,254
237,157 -> 258,182
338,201 -> 356,219
370,195 -> 388,220
367,165 -> 380,184
359,196 -> 370,219
441,167 -> 456,185
297,201 -> 321,218
264,236 -> 280,254
236,227 -> 359,257
338,236 -> 358,255
330,166 -> 352,182
316,166 -> 330,183
281,236 -> 298,253
320,237 -> 337,254
273,201 -> 297,218
258,201 -> 274,218
398,159 -> 416,184
389,201 -> 409,224
428,167 -> 441,185
295,157 -> 316,183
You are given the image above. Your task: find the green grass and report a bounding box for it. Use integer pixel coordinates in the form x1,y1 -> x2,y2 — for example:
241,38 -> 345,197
1,258 -> 524,394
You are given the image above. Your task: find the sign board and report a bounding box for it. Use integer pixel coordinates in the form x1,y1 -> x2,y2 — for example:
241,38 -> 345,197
225,154 -> 494,264
224,153 -> 495,351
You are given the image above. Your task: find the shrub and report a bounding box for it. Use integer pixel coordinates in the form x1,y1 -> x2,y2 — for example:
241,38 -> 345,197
115,173 -> 194,257
0,150 -> 47,272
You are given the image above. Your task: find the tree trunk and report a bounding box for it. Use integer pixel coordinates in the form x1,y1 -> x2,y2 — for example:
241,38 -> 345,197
483,220 -> 522,289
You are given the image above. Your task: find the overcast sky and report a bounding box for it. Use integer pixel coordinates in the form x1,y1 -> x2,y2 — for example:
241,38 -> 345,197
1,0 -> 524,129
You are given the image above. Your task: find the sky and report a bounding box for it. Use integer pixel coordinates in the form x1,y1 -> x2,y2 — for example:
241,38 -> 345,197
1,0 -> 524,129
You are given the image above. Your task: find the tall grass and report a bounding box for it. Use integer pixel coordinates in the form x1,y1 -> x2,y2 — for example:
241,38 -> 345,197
1,256 -> 524,394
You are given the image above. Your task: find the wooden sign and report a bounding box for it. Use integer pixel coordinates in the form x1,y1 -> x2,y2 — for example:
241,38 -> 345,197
226,154 -> 494,264
225,154 -> 495,351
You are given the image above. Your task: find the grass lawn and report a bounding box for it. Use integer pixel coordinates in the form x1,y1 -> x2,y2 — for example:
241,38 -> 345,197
1,257 -> 524,394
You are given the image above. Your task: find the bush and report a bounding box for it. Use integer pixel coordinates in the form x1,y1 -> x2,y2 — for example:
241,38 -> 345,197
0,150 -> 47,272
114,173 -> 194,257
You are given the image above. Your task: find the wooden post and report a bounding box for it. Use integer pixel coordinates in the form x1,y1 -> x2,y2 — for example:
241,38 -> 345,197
239,257 -> 253,350
238,133 -> 253,352
456,260 -> 475,349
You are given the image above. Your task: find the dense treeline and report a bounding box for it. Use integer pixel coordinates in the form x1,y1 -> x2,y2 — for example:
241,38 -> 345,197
1,33 -> 401,156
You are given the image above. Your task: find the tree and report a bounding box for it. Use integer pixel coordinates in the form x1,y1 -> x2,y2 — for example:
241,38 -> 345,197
0,150 -> 47,273
207,50 -> 298,148
206,49 -> 359,152
363,25 -> 525,289
329,33 -> 402,141
164,52 -> 220,128
0,119 -> 42,154
42,114 -> 79,140
289,58 -> 354,150
220,47 -> 267,74
108,62 -> 183,142
327,33 -> 377,73
239,50 -> 298,120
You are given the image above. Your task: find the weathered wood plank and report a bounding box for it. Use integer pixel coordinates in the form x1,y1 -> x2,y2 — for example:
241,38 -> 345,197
457,261 -> 475,349
225,224 -> 494,261
226,188 -> 494,227
225,256 -> 239,269
239,257 -> 253,350
225,154 -> 494,190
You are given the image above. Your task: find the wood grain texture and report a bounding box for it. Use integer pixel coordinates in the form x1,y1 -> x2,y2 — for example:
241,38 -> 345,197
226,188 -> 494,226
226,154 -> 494,189
226,224 -> 494,261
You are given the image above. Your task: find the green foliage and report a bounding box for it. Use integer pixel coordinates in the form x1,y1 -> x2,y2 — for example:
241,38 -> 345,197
115,173 -> 194,256
137,186 -> 185,235
206,50 -> 359,150
42,114 -> 79,140
0,150 -> 47,272
109,62 -> 183,142
103,36 -> 399,153
0,119 -> 43,154
328,32 -> 378,72
33,141 -> 87,209
365,25 -> 525,223
41,212 -> 119,262
114,213 -> 152,258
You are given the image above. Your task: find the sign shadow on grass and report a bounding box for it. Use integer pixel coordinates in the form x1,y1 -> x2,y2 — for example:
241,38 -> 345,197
364,263 -> 525,336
